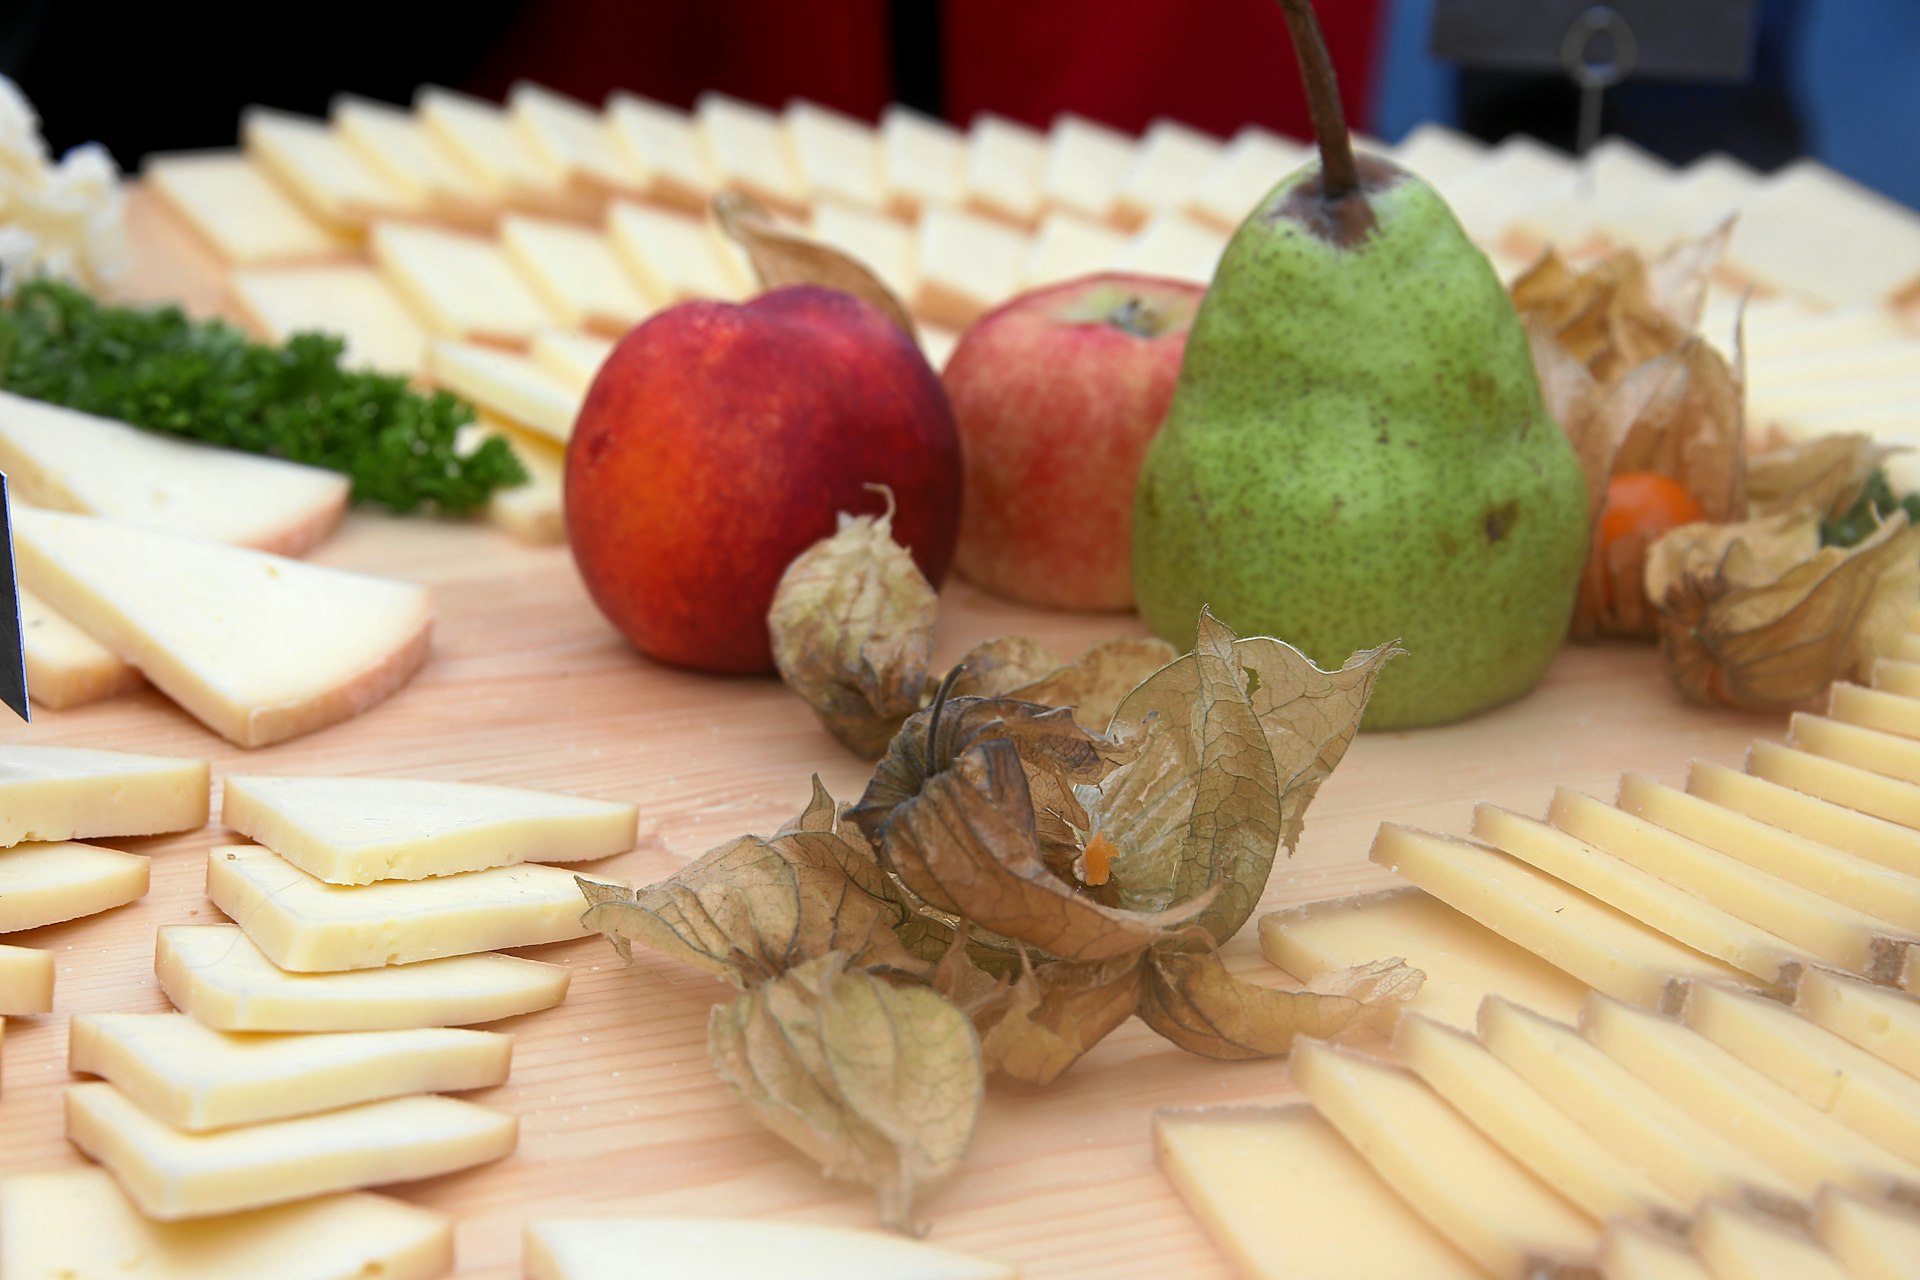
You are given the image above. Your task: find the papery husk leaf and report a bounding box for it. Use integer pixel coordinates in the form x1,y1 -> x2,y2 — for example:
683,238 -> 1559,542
1087,610 -> 1396,944
1529,317 -> 1612,525
1001,636 -> 1179,734
1747,433 -> 1894,521
946,636 -> 1062,700
1644,217 -> 1735,333
769,495 -> 938,758
714,191 -> 919,339
1512,248 -> 1689,384
1647,509 -> 1920,709
1136,948 -> 1424,1061
977,952 -> 1145,1085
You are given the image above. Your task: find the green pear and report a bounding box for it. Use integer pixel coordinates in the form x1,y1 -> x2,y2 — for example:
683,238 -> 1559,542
1132,0 -> 1588,730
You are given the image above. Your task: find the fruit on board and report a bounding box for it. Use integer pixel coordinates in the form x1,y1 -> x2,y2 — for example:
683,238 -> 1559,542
1596,471 -> 1704,609
1130,0 -> 1588,729
565,285 -> 962,673
943,273 -> 1204,610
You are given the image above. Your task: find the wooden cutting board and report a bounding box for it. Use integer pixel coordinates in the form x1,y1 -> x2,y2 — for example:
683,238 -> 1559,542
0,190 -> 1780,1278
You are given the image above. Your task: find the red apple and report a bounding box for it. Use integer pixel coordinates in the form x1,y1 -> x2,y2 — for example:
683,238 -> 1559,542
942,273 -> 1203,610
566,285 -> 962,673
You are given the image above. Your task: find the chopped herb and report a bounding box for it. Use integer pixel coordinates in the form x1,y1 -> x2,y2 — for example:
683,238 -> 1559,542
1821,468 -> 1920,549
0,280 -> 524,514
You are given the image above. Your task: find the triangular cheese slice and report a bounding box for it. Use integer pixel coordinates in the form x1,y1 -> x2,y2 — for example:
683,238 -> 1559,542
0,944 -> 54,1014
12,508 -> 433,748
0,391 -> 350,556
222,773 -> 636,884
0,840 -> 149,932
20,586 -> 144,709
0,744 -> 207,847
525,1218 -> 1016,1280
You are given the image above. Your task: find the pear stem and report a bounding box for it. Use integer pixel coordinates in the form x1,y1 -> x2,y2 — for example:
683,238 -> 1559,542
1275,0 -> 1358,199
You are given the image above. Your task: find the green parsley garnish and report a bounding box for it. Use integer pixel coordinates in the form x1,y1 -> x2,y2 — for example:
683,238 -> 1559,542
1820,468 -> 1920,549
0,280 -> 525,515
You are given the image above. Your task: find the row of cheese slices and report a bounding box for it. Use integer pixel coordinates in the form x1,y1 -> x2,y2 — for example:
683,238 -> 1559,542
1157,635 -> 1920,1275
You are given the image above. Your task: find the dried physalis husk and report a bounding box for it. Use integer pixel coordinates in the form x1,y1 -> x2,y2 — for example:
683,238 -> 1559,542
713,191 -> 918,339
1135,950 -> 1423,1061
1645,509 -> 1920,710
1746,433 -> 1893,522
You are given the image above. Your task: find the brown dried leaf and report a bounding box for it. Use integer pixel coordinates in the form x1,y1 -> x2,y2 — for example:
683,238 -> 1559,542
1513,247 -> 1690,384
1001,636 -> 1179,734
1529,316 -> 1611,524
1747,433 -> 1895,521
946,636 -> 1062,700
770,492 -> 938,758
978,952 -> 1144,1085
713,191 -> 918,339
1135,948 -> 1424,1061
1647,509 -> 1920,709
710,951 -> 982,1232
1643,216 -> 1736,333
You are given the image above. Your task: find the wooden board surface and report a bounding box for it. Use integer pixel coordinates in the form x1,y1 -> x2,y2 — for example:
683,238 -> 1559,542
0,190 -> 1786,1278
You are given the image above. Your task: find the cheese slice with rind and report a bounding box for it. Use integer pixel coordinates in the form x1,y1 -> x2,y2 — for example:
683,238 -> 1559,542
145,151 -> 349,265
66,1081 -> 515,1220
783,100 -> 885,211
525,1217 -> 1016,1280
13,508 -> 434,749
205,844 -> 597,971
1186,126 -> 1312,231
1795,968 -> 1920,1078
70,1012 -> 511,1131
604,93 -> 714,214
221,773 -> 636,885
155,923 -> 569,1031
0,1166 -> 453,1280
0,744 -> 206,847
332,94 -> 494,227
1039,114 -> 1135,222
0,841 -> 148,933
606,201 -> 749,303
693,92 -> 807,214
1598,1222 -> 1713,1280
427,339 -> 580,444
1115,118 -> 1222,230
878,105 -> 965,220
0,944 -> 53,1014
1153,1103 -> 1485,1280
1689,757 -> 1920,878
371,220 -> 561,345
499,214 -> 653,336
1692,1202 -> 1851,1280
529,329 -> 614,392
469,416 -> 565,545
963,113 -> 1046,227
1746,740 -> 1920,835
19,586 -> 143,709
417,86 -> 586,219
1814,1189 -> 1920,1280
509,81 -> 638,197
0,391 -> 349,556
229,264 -> 429,376
241,106 -> 421,227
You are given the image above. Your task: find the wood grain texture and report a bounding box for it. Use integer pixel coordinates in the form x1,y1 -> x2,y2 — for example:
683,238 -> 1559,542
0,195 -> 1784,1278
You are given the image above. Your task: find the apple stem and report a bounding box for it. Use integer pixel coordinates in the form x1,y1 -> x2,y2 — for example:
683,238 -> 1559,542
1275,0 -> 1358,199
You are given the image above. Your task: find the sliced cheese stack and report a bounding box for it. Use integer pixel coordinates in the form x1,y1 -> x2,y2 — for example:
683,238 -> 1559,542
417,85 -> 589,220
144,151 -> 350,265
240,106 -> 421,230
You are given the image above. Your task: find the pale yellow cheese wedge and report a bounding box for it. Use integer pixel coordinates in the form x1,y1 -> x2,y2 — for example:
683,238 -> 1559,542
1815,1189 -> 1920,1280
1598,1223 -> 1713,1280
1620,772 -> 1920,933
240,106 -> 420,228
1112,213 -> 1228,284
1692,756 -> 1920,878
1392,1012 -> 1687,1227
1289,1037 -> 1597,1276
1039,113 -> 1134,223
1383,123 -> 1486,187
1473,805 -> 1814,989
474,416 -> 566,546
1885,661 -> 1920,701
1371,824 -> 1743,1012
229,264 -> 430,375
1549,787 -> 1913,980
0,391 -> 349,556
14,508 -> 434,749
1259,887 -> 1587,1031
67,1081 -> 515,1220
417,85 -> 586,218
206,844 -> 598,971
1692,1203 -> 1851,1280
156,923 -> 569,1031
509,81 -> 638,197
529,329 -> 615,392
1021,209 -> 1128,289
0,944 -> 53,1014
0,841 -> 147,933
1794,711 -> 1920,786
498,214 -> 653,336
526,1217 -> 1016,1280
1795,968 -> 1920,1078
783,100 -> 885,211
70,1012 -> 511,1131
878,104 -> 966,220
144,151 -> 349,264
964,113 -> 1047,227
807,200 -> 919,302
1731,159 -> 1920,309
1478,996 -> 1807,1215
1581,993 -> 1920,1198
604,92 -> 714,214
1504,136 -> 1672,255
1153,1103 -> 1486,1280
0,1166 -> 453,1280
222,772 -> 635,885
1685,981 -> 1920,1165
694,92 -> 807,214
1185,126 -> 1311,230
0,744 -> 206,847
606,201 -> 750,303
1606,151 -> 1759,255
1114,118 -> 1223,230
20,586 -> 143,710
331,93 -> 494,227
428,340 -> 581,444
913,204 -> 1029,329
371,221 -> 560,344
1750,739 -> 1920,833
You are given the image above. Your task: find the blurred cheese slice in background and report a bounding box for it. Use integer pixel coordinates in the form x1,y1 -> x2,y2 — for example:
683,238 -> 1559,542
530,329 -> 615,391
1113,214 -> 1228,285
805,201 -> 918,302
1598,1222 -> 1714,1280
1439,134 -> 1579,247
0,1167 -> 454,1280
156,923 -> 570,1032
372,221 -> 559,343
145,152 -> 349,264
1692,1202 -> 1853,1280
0,944 -> 54,1014
0,744 -> 207,847
1505,137 -> 1673,256
0,390 -> 349,555
429,340 -> 580,444
783,100 -> 884,211
12,508 -> 434,748
332,94 -> 494,227
914,204 -> 1029,329
964,113 -> 1047,227
20,584 -> 144,709
1814,1189 -> 1920,1279
879,104 -> 965,220
608,201 -> 750,303
526,1217 -> 1017,1280
1040,113 -> 1134,223
604,93 -> 714,214
1382,123 -> 1485,186
0,840 -> 148,932
498,214 -> 652,335
1731,159 -> 1920,308
417,85 -> 588,219
1115,118 -> 1222,231
1021,209 -> 1127,289
241,107 -> 420,229
509,81 -> 637,199
1186,126 -> 1311,231
1600,152 -> 1761,255
694,92 -> 807,215
229,264 -> 429,375
467,414 -> 565,545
